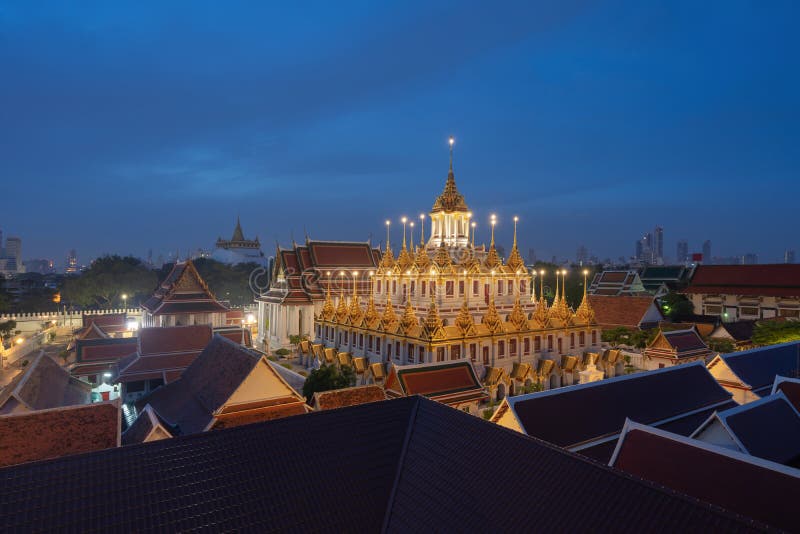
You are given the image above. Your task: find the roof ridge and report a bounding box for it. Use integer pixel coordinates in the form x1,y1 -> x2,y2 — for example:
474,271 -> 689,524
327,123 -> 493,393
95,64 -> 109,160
380,396 -> 422,533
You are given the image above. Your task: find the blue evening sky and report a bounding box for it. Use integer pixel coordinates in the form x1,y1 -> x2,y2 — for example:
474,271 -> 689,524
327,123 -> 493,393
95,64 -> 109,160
1,1 -> 798,265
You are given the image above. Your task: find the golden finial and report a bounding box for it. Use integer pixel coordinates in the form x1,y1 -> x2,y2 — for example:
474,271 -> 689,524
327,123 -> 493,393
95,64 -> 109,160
455,297 -> 474,335
400,297 -> 418,334
409,221 -> 415,249
449,136 -> 455,171
423,293 -> 443,333
419,214 -> 425,247
482,294 -> 503,334
490,214 -> 497,247
508,296 -> 527,331
335,291 -> 349,323
471,221 -> 476,247
401,216 -> 407,249
381,291 -> 397,327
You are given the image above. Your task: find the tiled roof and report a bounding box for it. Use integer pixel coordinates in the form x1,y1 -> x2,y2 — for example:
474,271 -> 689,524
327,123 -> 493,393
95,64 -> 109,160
0,401 -> 119,467
684,264 -> 800,297
313,385 -> 386,411
587,295 -> 661,328
74,337 -> 138,364
611,421 -> 800,532
385,361 -> 488,406
693,392 -> 800,466
307,241 -> 379,269
213,326 -> 252,347
142,260 -> 228,315
0,397 -> 761,532
662,329 -> 708,352
116,326 -> 212,383
496,363 -> 733,460
0,353 -> 91,411
81,313 -> 128,333
712,341 -> 800,395
773,376 -> 800,411
140,336 -> 305,437
711,320 -> 756,342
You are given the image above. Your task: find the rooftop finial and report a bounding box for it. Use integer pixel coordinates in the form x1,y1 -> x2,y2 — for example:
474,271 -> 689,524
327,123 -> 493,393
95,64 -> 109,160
449,136 -> 455,171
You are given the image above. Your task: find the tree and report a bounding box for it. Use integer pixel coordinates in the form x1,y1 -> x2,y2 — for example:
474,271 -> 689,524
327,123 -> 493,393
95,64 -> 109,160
61,255 -> 157,308
707,338 -> 736,354
601,327 -> 633,348
752,320 -> 800,346
659,292 -> 694,320
192,258 -> 262,306
0,320 -> 16,343
302,364 -> 356,401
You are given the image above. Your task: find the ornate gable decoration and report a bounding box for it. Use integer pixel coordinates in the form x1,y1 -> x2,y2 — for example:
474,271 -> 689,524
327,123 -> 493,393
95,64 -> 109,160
505,245 -> 525,273
508,297 -> 528,331
414,246 -> 431,271
335,295 -> 349,324
482,297 -> 504,335
363,295 -> 380,328
423,297 -> 444,335
433,243 -> 453,272
381,296 -> 398,329
431,170 -> 468,213
379,246 -> 395,271
396,245 -> 414,273
574,293 -> 595,325
399,299 -> 419,335
348,295 -> 363,325
532,297 -> 549,327
483,245 -> 502,271
321,289 -> 335,321
455,299 -> 476,336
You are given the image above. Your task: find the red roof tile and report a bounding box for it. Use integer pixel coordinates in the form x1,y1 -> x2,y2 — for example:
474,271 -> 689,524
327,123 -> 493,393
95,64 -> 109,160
685,264 -> 800,297
0,402 -> 119,467
587,295 -> 661,328
313,385 -> 386,411
139,325 -> 212,356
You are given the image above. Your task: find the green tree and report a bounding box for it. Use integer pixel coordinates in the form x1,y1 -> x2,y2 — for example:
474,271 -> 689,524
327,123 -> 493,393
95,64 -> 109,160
0,320 -> 17,343
659,292 -> 694,320
302,364 -> 356,401
752,320 -> 800,346
601,327 -> 633,347
707,338 -> 736,353
192,258 -> 261,306
61,255 -> 157,308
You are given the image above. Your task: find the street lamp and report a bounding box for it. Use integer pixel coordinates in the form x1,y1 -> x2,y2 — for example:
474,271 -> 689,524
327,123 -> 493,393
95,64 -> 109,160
121,293 -> 128,309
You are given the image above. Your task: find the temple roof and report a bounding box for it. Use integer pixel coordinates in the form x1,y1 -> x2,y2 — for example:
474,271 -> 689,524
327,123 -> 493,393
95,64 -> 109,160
142,260 -> 228,316
0,396 -> 764,532
431,168 -> 468,213
0,353 -> 91,412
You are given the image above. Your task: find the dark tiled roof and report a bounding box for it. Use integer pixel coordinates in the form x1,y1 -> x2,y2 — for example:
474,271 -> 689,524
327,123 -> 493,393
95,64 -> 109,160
718,341 -> 800,393
121,406 -> 157,446
139,325 -> 212,355
81,313 -> 127,333
313,385 -> 386,411
0,401 -> 119,467
717,394 -> 800,466
142,260 -> 228,315
611,422 -> 800,532
0,397 -> 761,532
503,363 -> 732,454
712,320 -> 756,342
587,295 -> 661,328
684,264 -> 800,297
774,376 -> 800,411
141,335 -> 304,437
662,329 -> 708,352
0,353 -> 91,411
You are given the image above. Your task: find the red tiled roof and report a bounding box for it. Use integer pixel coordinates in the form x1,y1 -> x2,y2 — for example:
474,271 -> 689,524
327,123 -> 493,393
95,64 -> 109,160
139,325 -> 212,356
611,423 -> 800,532
82,313 -> 127,333
0,402 -> 119,468
307,242 -> 378,268
387,361 -> 488,405
75,337 -> 138,363
313,385 -> 386,411
142,261 -> 229,315
588,295 -> 660,328
212,402 -> 309,429
684,264 -> 800,297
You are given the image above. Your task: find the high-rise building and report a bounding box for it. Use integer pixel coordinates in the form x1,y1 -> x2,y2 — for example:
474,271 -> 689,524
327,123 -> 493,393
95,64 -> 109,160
786,250 -> 796,264
5,237 -> 21,263
653,226 -> 664,264
66,250 -> 78,274
576,245 -> 588,264
636,233 -> 653,264
676,240 -> 689,264
702,240 -> 712,264
741,253 -> 758,265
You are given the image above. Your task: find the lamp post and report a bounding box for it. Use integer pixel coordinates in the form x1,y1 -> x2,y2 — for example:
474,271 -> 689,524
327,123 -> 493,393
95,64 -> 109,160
401,217 -> 407,248
121,293 -> 127,310
490,214 -> 497,245
471,222 -> 476,247
409,221 -> 415,249
419,214 -> 425,247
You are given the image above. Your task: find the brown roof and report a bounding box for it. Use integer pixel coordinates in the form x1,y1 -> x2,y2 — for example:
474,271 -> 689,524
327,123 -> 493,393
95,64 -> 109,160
141,335 -> 305,437
0,353 -> 91,411
139,325 -> 212,356
81,313 -> 127,333
0,397 -> 763,532
588,295 -> 661,328
0,401 -> 119,467
74,337 -> 138,364
385,361 -> 488,406
142,260 -> 228,315
684,264 -> 800,297
212,402 -> 308,429
611,421 -> 800,532
313,385 -> 386,411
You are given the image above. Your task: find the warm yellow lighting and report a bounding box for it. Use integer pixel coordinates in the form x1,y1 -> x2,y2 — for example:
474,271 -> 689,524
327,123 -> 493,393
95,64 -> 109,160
540,269 -> 545,275
513,216 -> 519,222
15,337 -> 24,345
471,222 -> 476,228
385,220 -> 390,226
490,213 -> 497,220
121,293 -> 128,299
430,269 -> 436,275
467,211 -> 472,218
491,270 -> 496,276
406,270 -> 411,275
326,271 -> 331,276
339,271 -> 345,276
401,216 -> 407,224
516,270 -> 521,275
583,269 -> 589,276
463,270 -> 467,275
449,136 -> 455,146
409,221 -> 414,228
419,214 -> 425,220
352,271 -> 358,277
369,270 -> 374,276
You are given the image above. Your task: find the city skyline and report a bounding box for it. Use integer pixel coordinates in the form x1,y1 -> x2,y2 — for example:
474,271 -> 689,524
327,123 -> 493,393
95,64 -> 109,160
2,1 -> 799,262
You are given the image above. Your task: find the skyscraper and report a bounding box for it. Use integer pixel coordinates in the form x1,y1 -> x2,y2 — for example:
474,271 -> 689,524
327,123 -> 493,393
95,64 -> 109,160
66,250 -> 78,274
5,237 -> 21,270
677,240 -> 689,264
576,245 -> 588,264
702,240 -> 712,264
786,249 -> 796,264
653,226 -> 664,264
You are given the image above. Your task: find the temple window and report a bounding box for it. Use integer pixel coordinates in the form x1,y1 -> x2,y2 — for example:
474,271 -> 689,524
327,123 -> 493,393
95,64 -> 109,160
446,281 -> 454,297
411,281 -> 416,295
482,346 -> 489,365
431,281 -> 436,295
437,347 -> 445,362
570,333 -> 575,349
419,345 -> 425,361
497,281 -> 503,295
579,331 -> 585,346
459,281 -> 465,296
498,341 -> 505,358
392,280 -> 397,295
470,344 -> 477,361
344,332 -> 349,344
359,334 -> 364,348
592,330 -> 597,344
377,280 -> 382,293
395,341 -> 401,357
523,337 -> 530,354
547,335 -> 553,351
520,280 -> 527,294
507,280 -> 513,294
473,280 -> 479,295
408,344 -> 415,362
422,281 -> 427,296
368,335 -> 373,351
534,336 -> 541,351
451,345 -> 461,360
510,339 -> 517,356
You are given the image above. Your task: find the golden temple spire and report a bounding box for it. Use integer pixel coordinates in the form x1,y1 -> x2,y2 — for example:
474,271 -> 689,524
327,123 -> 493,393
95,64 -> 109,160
574,269 -> 595,325
423,294 -> 443,333
400,297 -> 418,334
414,243 -> 431,271
335,293 -> 349,323
482,294 -> 503,334
553,271 -> 560,307
455,297 -> 474,335
432,137 -> 468,213
381,292 -> 398,327
348,293 -> 362,324
321,275 -> 335,321
508,295 -> 528,331
363,291 -> 379,327
505,216 -> 525,272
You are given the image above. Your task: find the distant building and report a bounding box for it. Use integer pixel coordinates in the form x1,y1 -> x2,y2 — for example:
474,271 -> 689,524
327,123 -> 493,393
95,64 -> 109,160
702,240 -> 712,264
23,259 -> 55,275
683,264 -> 800,320
642,326 -> 713,370
677,240 -> 689,264
212,217 -> 265,265
0,234 -> 23,276
741,253 -> 758,265
588,270 -> 647,296
576,245 -> 588,264
786,250 -> 796,264
65,249 -> 78,274
653,226 -> 664,264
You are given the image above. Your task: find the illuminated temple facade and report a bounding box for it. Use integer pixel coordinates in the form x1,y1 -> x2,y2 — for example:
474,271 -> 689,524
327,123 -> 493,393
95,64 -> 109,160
311,153 -> 602,381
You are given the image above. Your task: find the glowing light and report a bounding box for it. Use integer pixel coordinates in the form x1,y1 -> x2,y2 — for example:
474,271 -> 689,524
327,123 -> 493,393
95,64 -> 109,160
406,270 -> 411,275
419,214 -> 425,220
385,220 -> 390,226
326,271 -> 331,276
467,212 -> 472,218
463,270 -> 467,275
583,269 -> 589,276
339,271 -> 345,276
121,294 -> 127,299
103,372 -> 112,378
15,337 -> 24,345
352,271 -> 358,277
246,314 -> 255,323
401,216 -> 407,224
368,270 -> 374,276
449,137 -> 455,146
126,320 -> 139,331
491,270 -> 496,276
430,269 -> 436,276
513,216 -> 519,222
540,269 -> 545,275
